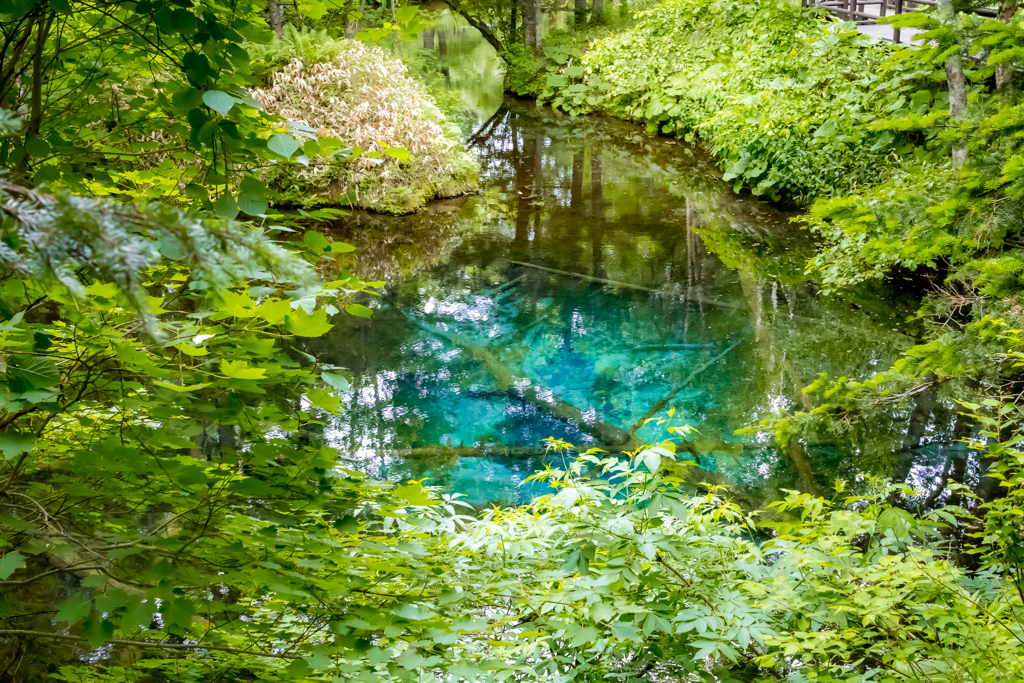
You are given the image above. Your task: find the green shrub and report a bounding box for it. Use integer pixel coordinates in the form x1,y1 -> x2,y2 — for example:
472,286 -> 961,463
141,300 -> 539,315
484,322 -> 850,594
545,0 -> 935,203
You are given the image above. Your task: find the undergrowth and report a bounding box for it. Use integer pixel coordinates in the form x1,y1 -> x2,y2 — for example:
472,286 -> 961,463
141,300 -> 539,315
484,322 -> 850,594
532,0 -> 937,204
503,1 -> 659,98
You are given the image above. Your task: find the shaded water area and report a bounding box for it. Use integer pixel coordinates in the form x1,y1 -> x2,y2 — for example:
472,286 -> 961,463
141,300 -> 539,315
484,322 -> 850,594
307,17 -> 975,506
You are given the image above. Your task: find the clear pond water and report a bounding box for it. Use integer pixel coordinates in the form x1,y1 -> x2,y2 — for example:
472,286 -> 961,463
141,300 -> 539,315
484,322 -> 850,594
308,12 -> 967,506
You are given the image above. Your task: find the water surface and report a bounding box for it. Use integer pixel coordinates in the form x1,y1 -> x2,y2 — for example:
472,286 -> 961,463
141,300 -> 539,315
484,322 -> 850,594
303,84 -> 941,506
306,13 -> 973,506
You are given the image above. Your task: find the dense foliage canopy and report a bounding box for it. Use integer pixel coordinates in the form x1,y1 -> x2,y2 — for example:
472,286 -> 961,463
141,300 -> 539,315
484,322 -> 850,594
2,0 -> 1024,681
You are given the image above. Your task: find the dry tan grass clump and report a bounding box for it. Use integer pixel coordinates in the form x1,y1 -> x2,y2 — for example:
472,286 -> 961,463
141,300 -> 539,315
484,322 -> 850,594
250,39 -> 478,214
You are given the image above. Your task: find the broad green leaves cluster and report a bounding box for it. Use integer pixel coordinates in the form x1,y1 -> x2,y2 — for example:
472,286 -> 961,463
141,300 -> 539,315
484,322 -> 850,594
0,0 -> 371,215
765,10 -> 1024,455
538,0 -> 942,202
4,0 -> 1024,680
0,180 -> 393,679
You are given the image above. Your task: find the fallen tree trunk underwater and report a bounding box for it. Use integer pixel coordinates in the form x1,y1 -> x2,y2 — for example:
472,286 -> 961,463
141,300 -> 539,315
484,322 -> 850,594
628,335 -> 749,436
509,260 -> 740,310
409,314 -> 643,450
382,441 -> 770,511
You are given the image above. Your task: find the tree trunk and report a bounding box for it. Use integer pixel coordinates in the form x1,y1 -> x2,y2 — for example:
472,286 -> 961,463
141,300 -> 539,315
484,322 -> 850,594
438,28 -> 447,57
575,0 -> 588,26
345,0 -> 360,39
996,0 -> 1019,94
946,52 -> 968,165
591,0 -> 605,23
390,0 -> 396,22
937,0 -> 968,165
889,380 -> 937,504
570,150 -> 584,208
590,152 -> 603,213
947,404 -> 975,508
448,0 -> 506,52
18,11 -> 53,180
414,316 -> 641,449
534,0 -> 543,49
590,152 -> 604,277
520,0 -> 537,50
217,424 -> 238,462
268,0 -> 284,37
424,28 -> 434,49
28,14 -> 48,138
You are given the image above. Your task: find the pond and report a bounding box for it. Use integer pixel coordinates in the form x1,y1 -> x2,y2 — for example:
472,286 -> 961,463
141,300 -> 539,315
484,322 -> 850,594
308,10 -> 965,506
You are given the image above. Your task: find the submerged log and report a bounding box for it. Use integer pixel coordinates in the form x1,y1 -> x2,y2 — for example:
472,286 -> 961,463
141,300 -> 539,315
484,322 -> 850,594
386,441 -> 769,511
509,260 -> 739,310
631,343 -> 713,352
390,445 -> 553,459
386,438 -> 792,462
407,314 -> 642,450
628,335 -> 748,436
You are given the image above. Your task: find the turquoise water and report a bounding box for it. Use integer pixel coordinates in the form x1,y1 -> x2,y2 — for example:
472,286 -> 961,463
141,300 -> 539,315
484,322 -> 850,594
306,95 -> 936,505
308,15 -> 965,506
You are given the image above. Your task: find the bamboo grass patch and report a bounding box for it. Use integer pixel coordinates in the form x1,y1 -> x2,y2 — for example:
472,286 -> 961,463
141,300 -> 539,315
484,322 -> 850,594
249,30 -> 479,214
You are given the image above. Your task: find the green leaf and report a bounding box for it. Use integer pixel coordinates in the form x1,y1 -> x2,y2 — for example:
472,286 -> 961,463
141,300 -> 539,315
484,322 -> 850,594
0,551 -> 25,579
307,387 -> 342,413
285,308 -> 334,337
174,343 -> 209,357
303,230 -> 331,253
396,5 -> 418,22
55,594 -> 92,626
392,482 -> 436,505
120,596 -> 154,632
0,433 -> 35,460
345,304 -> 373,318
304,646 -> 334,670
383,147 -> 410,162
25,135 -> 50,158
258,298 -> 293,325
239,175 -> 266,195
202,91 -> 237,115
1,0 -> 34,19
560,549 -> 581,573
237,192 -> 268,216
393,603 -> 436,620
321,371 -> 350,392
610,622 -> 640,641
221,360 -> 267,380
284,659 -> 311,679
877,508 -> 914,537
640,448 -> 661,473
213,194 -> 239,219
7,355 -> 59,392
268,133 -> 301,159
162,597 -> 195,630
590,602 -> 615,622
82,616 -> 115,648
153,380 -> 210,392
